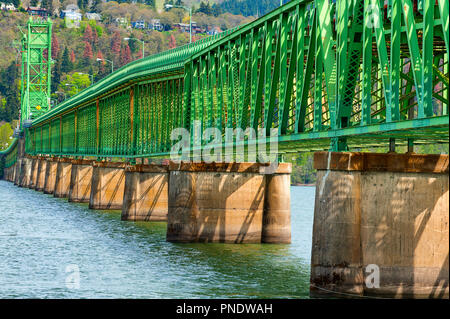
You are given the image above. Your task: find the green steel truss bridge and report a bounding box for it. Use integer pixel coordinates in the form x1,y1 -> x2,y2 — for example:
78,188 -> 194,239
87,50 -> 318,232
1,0 -> 449,168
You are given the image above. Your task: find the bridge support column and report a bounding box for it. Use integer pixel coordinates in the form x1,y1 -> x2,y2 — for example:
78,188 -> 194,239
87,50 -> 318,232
89,162 -> 126,210
3,166 -> 9,181
68,160 -> 94,203
262,168 -> 292,244
13,158 -> 21,185
10,162 -> 17,183
3,165 -> 13,182
18,157 -> 32,188
122,164 -> 169,221
35,157 -> 48,192
54,158 -> 73,198
29,157 -> 39,189
310,152 -> 449,299
166,162 -> 291,244
11,165 -> 16,182
43,158 -> 58,194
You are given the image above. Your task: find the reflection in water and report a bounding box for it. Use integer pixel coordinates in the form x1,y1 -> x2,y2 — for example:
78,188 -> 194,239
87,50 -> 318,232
0,180 -> 314,298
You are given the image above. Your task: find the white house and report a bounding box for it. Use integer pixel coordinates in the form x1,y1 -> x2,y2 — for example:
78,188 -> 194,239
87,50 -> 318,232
60,9 -> 82,21
85,12 -> 102,21
115,17 -> 128,28
148,19 -> 163,31
0,2 -> 16,11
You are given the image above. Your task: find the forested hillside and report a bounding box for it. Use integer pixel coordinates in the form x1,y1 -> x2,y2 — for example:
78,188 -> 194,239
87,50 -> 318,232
219,0 -> 288,17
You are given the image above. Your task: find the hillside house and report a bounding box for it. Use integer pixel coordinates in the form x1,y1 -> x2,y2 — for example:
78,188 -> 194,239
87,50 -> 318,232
207,26 -> 222,36
85,12 -> 102,21
114,17 -> 129,28
27,7 -> 48,18
131,19 -> 146,29
173,23 -> 190,33
148,19 -> 163,31
1,2 -> 16,11
60,9 -> 82,21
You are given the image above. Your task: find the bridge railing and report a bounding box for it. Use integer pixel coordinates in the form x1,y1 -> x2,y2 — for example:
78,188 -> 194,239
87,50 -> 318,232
0,138 -> 18,168
24,0 -> 448,159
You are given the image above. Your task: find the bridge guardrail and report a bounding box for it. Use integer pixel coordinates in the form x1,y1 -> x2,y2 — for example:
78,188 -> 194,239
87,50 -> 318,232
0,138 -> 19,168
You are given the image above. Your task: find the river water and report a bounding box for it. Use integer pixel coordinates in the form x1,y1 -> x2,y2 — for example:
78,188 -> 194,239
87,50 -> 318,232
0,180 -> 314,299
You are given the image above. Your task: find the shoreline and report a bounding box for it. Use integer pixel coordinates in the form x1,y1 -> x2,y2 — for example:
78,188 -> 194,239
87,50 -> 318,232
292,183 -> 315,187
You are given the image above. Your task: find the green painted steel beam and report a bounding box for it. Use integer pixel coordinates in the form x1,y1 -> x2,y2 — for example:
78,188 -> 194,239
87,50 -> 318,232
9,0 -> 448,162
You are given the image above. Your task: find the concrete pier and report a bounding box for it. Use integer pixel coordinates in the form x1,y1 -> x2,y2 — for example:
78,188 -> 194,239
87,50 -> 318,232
68,159 -> 94,203
310,152 -> 449,299
122,164 -> 169,221
2,166 -> 8,181
43,157 -> 58,194
35,157 -> 48,191
18,157 -> 32,188
54,158 -> 73,198
262,166 -> 292,244
13,158 -> 21,185
89,161 -> 126,210
29,157 -> 39,189
11,163 -> 16,182
3,164 -> 15,182
166,162 -> 292,244
4,166 -> 9,181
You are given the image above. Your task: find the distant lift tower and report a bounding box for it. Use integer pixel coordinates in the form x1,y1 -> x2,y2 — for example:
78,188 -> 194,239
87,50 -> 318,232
20,17 -> 52,130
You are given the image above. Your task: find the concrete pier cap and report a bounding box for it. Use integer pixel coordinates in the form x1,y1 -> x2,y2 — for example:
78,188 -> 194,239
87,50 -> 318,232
122,163 -> 170,222
311,151 -> 449,299
166,161 -> 292,244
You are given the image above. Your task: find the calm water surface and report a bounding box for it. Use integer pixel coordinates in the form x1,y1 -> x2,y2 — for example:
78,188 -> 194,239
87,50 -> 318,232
0,180 -> 314,298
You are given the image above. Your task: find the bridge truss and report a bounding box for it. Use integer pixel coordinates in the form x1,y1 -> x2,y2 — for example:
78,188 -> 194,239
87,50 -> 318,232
1,0 -> 448,165
19,18 -> 53,129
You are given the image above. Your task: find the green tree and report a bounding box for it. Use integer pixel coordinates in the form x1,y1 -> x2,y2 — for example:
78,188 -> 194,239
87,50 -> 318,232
286,152 -> 317,185
61,47 -> 73,73
0,122 -> 13,151
51,58 -> 62,94
10,0 -> 20,8
41,0 -> 53,14
77,0 -> 90,11
92,0 -> 103,13
0,62 -> 20,122
220,0 -> 282,17
127,33 -> 139,54
59,73 -> 91,97
197,1 -> 213,15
